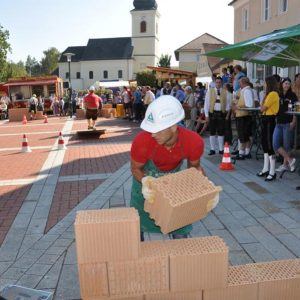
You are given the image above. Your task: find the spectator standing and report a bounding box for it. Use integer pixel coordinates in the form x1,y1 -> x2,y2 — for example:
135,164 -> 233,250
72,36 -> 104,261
292,73 -> 300,101
133,87 -> 143,123
29,94 -> 38,118
232,77 -> 254,159
204,77 -> 230,155
233,65 -> 246,92
183,86 -> 197,131
160,82 -> 172,95
257,76 -> 280,181
122,87 -> 133,119
143,86 -> 155,111
273,77 -> 297,173
175,84 -> 185,103
221,68 -> 229,85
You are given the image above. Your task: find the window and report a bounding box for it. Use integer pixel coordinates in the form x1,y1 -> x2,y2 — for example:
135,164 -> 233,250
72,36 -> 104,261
140,21 -> 146,33
89,71 -> 93,79
262,0 -> 270,21
118,70 -> 123,79
66,72 -> 69,79
279,0 -> 288,13
242,7 -> 249,31
76,72 -> 80,79
103,70 -> 108,79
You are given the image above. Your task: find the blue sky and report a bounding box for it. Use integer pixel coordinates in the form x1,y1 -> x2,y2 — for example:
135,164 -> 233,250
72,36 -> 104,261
1,0 -> 234,65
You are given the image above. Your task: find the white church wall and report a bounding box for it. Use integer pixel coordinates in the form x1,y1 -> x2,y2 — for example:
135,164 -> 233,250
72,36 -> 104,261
80,60 -> 134,89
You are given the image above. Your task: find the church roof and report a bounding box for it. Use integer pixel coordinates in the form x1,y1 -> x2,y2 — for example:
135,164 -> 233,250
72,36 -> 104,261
133,0 -> 157,10
174,33 -> 227,61
60,37 -> 134,62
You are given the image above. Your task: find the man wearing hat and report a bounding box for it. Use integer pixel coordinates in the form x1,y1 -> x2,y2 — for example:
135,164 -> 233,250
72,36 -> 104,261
130,95 -> 207,240
83,86 -> 102,129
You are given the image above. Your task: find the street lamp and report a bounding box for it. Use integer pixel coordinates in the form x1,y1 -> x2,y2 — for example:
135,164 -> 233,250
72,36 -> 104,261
63,52 -> 75,89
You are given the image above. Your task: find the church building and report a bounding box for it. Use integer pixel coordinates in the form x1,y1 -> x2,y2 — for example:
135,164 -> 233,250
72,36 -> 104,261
58,0 -> 160,90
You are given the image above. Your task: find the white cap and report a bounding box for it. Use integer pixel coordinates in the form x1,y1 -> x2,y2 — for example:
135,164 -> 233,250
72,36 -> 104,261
89,86 -> 95,91
141,95 -> 184,133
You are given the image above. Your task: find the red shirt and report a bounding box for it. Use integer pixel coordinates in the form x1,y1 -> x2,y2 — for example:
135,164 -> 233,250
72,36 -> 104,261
84,93 -> 101,109
131,127 -> 204,171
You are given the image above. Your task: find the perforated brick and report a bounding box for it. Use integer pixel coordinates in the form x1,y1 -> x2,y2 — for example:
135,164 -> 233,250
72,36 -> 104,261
107,256 -> 169,297
144,168 -> 221,233
256,259 -> 300,300
74,208 -> 140,263
78,262 -> 109,299
204,264 -> 258,300
204,259 -> 300,300
145,291 -> 202,300
140,237 -> 228,292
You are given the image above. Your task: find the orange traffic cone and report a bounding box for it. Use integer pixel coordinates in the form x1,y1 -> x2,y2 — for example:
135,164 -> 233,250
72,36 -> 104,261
21,134 -> 32,153
57,132 -> 67,150
219,142 -> 234,171
44,114 -> 48,123
22,115 -> 27,125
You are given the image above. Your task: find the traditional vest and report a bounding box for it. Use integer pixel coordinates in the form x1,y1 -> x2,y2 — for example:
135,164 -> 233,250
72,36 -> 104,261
235,89 -> 253,117
209,88 -> 227,113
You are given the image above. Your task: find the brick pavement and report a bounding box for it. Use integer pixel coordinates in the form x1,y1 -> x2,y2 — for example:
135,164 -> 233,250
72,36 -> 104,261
0,185 -> 32,244
1,116 -> 300,299
45,179 -> 103,233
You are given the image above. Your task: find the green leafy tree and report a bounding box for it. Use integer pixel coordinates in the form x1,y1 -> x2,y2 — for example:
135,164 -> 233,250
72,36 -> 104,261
4,60 -> 27,80
158,54 -> 171,68
25,55 -> 42,76
0,24 -> 11,81
136,71 -> 156,87
40,47 -> 60,75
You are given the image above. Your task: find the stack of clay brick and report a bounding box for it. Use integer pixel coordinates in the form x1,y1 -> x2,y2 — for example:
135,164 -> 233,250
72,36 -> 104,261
144,168 -> 222,234
101,103 -> 116,118
75,207 -> 300,300
75,208 -> 228,300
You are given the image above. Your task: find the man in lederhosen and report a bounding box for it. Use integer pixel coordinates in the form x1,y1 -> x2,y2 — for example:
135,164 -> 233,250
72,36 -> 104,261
204,76 -> 231,155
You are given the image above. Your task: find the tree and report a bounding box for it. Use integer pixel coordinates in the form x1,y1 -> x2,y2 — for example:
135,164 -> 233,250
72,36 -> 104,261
4,60 -> 27,80
158,54 -> 171,68
25,55 -> 42,76
0,24 -> 11,81
40,47 -> 60,75
136,71 -> 156,87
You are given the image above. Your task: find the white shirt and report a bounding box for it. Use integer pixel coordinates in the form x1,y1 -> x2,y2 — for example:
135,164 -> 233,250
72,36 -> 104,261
122,91 -> 130,103
241,86 -> 254,107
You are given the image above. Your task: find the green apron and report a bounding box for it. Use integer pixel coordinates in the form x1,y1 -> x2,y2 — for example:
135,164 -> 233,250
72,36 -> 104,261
130,156 -> 192,235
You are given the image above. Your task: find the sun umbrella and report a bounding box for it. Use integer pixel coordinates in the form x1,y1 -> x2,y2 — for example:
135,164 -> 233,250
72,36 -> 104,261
205,23 -> 300,68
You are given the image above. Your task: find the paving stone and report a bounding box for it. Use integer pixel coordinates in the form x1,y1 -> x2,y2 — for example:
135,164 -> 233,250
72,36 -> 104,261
243,203 -> 269,218
2,267 -> 27,280
229,250 -> 253,266
0,278 -> 17,291
37,254 -> 61,265
64,242 -> 77,265
202,213 -> 224,230
231,210 -> 259,227
270,212 -> 300,229
255,199 -> 281,214
45,246 -> 66,256
26,263 -> 52,276
276,233 -> 300,257
221,196 -> 242,211
0,261 -> 13,276
209,229 -> 242,251
17,274 -> 43,288
12,257 -> 37,269
242,243 -> 275,262
247,225 -> 296,259
37,255 -> 65,289
52,238 -> 73,248
257,217 -> 289,235
55,264 -> 80,300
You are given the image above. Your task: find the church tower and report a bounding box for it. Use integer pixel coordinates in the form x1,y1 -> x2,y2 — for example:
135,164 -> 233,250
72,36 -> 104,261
131,0 -> 160,76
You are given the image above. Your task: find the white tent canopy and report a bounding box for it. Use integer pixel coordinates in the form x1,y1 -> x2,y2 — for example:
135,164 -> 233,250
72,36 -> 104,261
94,81 -> 130,88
